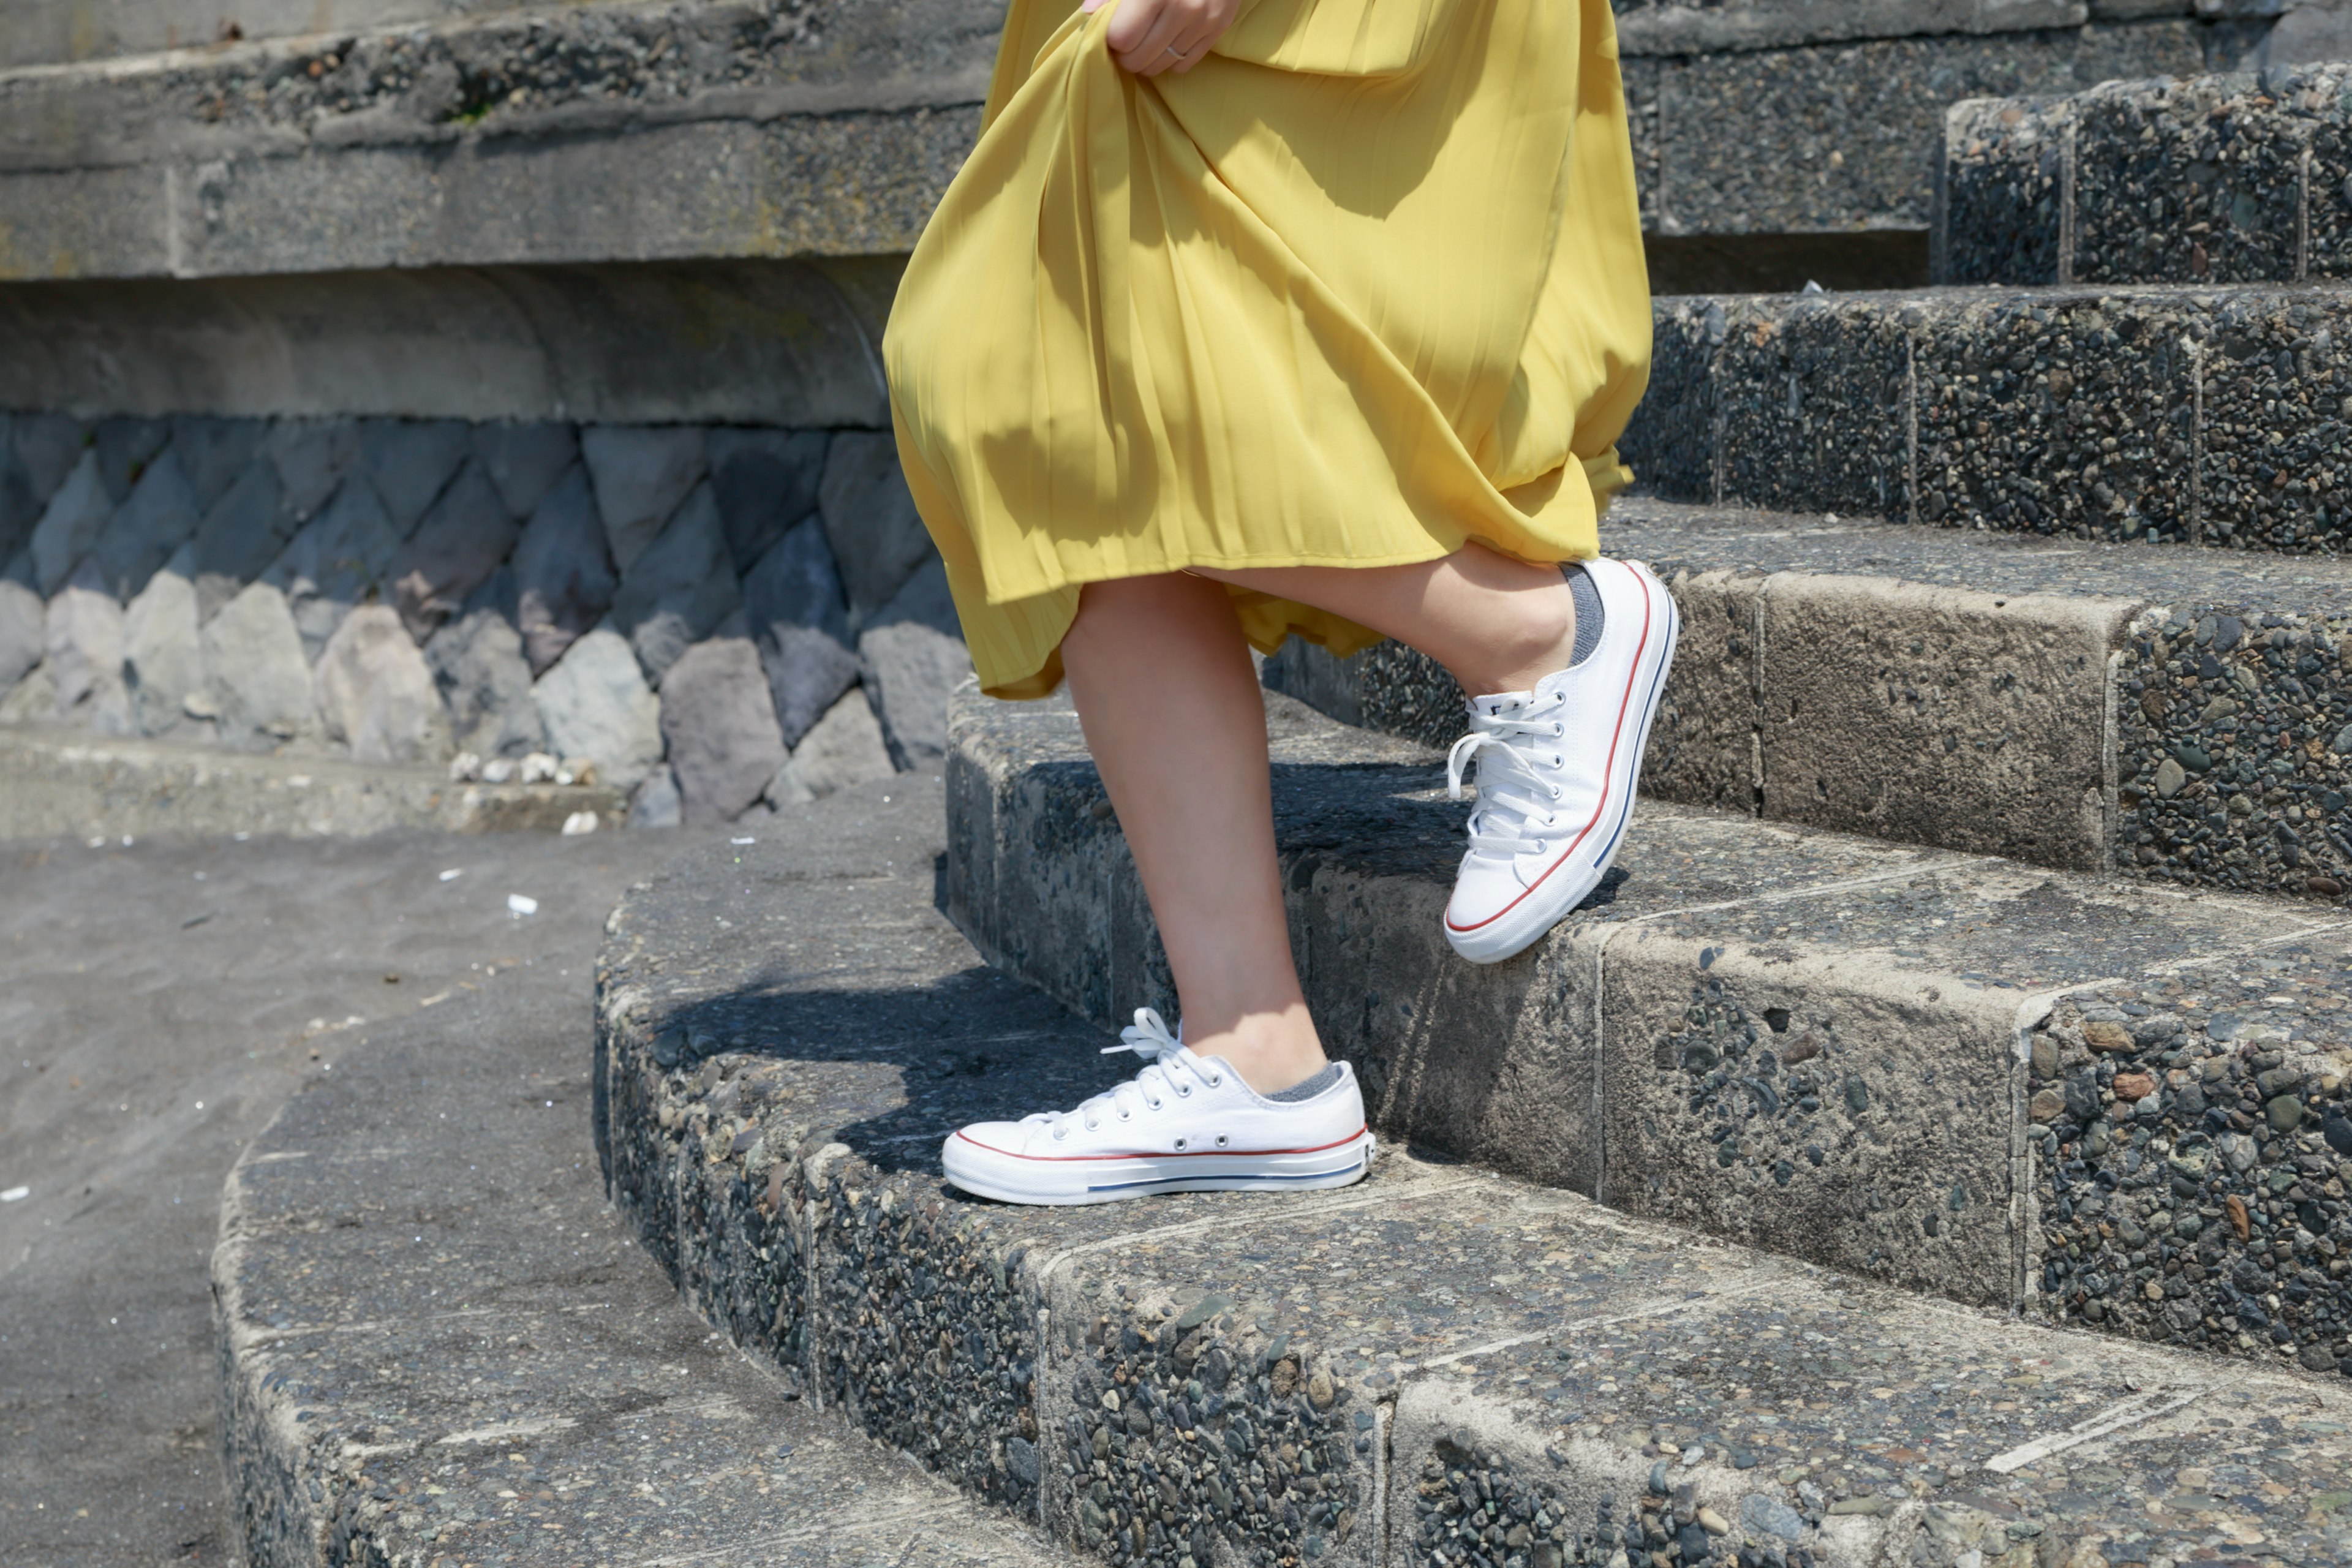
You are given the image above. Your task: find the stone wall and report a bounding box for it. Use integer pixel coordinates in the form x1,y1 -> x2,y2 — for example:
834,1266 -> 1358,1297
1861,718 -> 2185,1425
0,409 -> 971,829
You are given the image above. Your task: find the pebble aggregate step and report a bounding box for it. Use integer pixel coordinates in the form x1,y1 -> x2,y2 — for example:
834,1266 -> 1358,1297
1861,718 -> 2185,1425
593,773 -> 2352,1568
1264,497 -> 2352,905
210,795 -> 1082,1567
1627,281 -> 2352,554
1939,66 -> 2352,288
944,691 -> 2352,1371
0,726 -> 620,840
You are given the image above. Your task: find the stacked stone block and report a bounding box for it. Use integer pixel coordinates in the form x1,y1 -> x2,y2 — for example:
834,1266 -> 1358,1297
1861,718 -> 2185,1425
0,411 -> 968,827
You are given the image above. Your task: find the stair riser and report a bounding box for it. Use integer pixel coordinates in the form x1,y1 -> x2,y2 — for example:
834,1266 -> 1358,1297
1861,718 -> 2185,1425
1266,565 -> 2352,903
1629,287 -> 2352,556
1939,68 -> 2352,288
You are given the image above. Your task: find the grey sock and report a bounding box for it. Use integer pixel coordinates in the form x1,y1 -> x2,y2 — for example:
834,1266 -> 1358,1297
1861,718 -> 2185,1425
1565,563 -> 1605,665
1264,1063 -> 1344,1102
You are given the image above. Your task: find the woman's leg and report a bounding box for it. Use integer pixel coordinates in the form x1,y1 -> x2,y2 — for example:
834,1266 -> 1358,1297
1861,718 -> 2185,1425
1061,571 -> 1328,1095
1196,540 -> 1578,698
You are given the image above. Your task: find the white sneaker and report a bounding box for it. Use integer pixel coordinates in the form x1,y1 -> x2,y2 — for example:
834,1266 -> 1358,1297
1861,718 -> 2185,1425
940,1009 -> 1374,1206
1442,557 -> 1680,965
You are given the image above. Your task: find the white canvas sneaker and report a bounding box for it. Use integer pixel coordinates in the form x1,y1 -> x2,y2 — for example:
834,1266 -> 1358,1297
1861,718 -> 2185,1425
940,1009 -> 1374,1205
1442,557 -> 1680,965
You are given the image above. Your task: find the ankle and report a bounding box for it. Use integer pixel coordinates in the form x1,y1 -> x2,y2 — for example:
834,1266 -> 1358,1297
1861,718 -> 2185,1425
1452,590 -> 1577,697
1183,1002 -> 1327,1096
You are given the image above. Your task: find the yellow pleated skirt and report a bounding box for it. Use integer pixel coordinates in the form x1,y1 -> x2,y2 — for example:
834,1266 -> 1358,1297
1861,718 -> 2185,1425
884,0 -> 1652,700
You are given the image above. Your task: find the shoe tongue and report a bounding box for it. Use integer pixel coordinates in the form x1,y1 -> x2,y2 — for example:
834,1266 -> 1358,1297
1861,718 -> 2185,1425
1471,690 -> 1534,718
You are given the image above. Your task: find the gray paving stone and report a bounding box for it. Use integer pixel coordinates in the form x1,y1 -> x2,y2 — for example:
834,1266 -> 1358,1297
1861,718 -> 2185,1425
44,564 -> 130,733
426,598 -> 546,761
86,445 -> 201,600
121,567 -> 211,741
258,419 -> 361,526
385,458 -> 519,640
198,581 -> 315,749
187,459 -> 303,624
658,636 -> 788,826
91,413 -> 168,505
471,419 -> 579,518
358,416 -> 470,533
0,575 -> 42,693
710,426 -> 829,573
511,462 -> 618,678
625,763 -> 684,829
12,412 -> 86,500
769,687 -> 897,805
581,424 -> 706,573
168,415 -> 267,513
0,429 -> 39,571
744,517 -> 860,748
312,603 -> 454,766
820,431 -> 935,619
28,449 -> 112,595
858,559 -> 971,771
608,480 -> 742,685
267,469 -> 406,663
530,625 -> 665,793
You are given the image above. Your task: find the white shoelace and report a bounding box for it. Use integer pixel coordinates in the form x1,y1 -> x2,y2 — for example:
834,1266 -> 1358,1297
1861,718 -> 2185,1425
1035,1008 -> 1219,1138
1446,693 -> 1570,862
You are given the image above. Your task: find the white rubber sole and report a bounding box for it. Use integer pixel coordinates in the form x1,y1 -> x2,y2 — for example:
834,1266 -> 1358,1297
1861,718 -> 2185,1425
1445,562 -> 1682,965
940,1131 -> 1375,1207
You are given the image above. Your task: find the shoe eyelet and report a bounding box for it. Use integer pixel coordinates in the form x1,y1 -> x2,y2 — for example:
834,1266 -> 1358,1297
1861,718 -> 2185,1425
1177,1085 -> 1191,1096
1052,1127 -> 1068,1140
1174,1137 -> 1188,1151
1552,723 -> 1565,737
1084,1119 -> 1099,1131
1550,785 -> 1562,800
1118,1109 -> 1132,1120
1532,840 -> 1548,854
1210,1076 -> 1224,1087
1147,1099 -> 1163,1111
1215,1134 -> 1230,1148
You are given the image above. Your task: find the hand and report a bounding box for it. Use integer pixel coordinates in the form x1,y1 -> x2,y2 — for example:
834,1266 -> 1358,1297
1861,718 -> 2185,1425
1083,0 -> 1240,76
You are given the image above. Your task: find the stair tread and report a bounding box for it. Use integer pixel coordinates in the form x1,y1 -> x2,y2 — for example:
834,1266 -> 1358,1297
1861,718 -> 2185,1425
592,759 -> 2352,1568
213,784 -> 1084,1567
1610,495 -> 2352,612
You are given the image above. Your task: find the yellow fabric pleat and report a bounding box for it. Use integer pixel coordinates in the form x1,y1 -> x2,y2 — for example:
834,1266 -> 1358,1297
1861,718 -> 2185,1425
885,0 -> 1651,700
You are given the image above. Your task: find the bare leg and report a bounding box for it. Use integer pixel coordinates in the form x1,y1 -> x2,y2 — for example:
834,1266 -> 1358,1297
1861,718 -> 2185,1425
1196,540 -> 1578,697
1061,572 -> 1327,1094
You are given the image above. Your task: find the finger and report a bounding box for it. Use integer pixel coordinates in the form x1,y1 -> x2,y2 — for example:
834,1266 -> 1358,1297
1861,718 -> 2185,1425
1101,0 -> 1163,55
1115,1 -> 1198,74
1165,17 -> 1221,72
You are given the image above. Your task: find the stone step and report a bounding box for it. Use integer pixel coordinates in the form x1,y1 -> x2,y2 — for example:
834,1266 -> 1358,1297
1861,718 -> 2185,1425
1937,65 -> 2352,288
944,690 -> 2352,1366
1264,496 -> 2352,906
590,769 -> 2352,1568
1629,282 -> 2352,556
211,784 -> 1082,1567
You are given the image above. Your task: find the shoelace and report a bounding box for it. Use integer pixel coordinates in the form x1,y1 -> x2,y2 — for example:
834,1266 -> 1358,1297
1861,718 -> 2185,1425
1031,1008 -> 1220,1138
1445,693 -> 1570,861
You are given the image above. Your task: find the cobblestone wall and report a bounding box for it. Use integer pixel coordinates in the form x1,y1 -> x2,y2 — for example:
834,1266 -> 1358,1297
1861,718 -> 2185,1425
0,411 -> 970,827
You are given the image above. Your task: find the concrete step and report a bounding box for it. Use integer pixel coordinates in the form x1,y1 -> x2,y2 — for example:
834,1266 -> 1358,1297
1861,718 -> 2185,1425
1938,65 -> 2352,288
944,690 -> 2352,1366
1631,281 -> 2352,556
0,726 -> 619,840
1263,496 -> 2352,906
211,783 -> 1080,1567
591,765 -> 2352,1568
